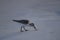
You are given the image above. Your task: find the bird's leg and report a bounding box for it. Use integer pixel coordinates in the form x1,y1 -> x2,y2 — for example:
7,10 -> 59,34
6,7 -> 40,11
22,25 -> 28,31
20,26 -> 24,32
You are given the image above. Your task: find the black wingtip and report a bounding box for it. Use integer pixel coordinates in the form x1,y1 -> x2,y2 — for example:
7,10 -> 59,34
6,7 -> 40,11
12,20 -> 15,21
12,19 -> 29,24
12,20 -> 18,22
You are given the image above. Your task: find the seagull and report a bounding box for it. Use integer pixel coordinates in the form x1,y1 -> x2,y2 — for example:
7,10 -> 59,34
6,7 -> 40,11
12,19 -> 37,32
